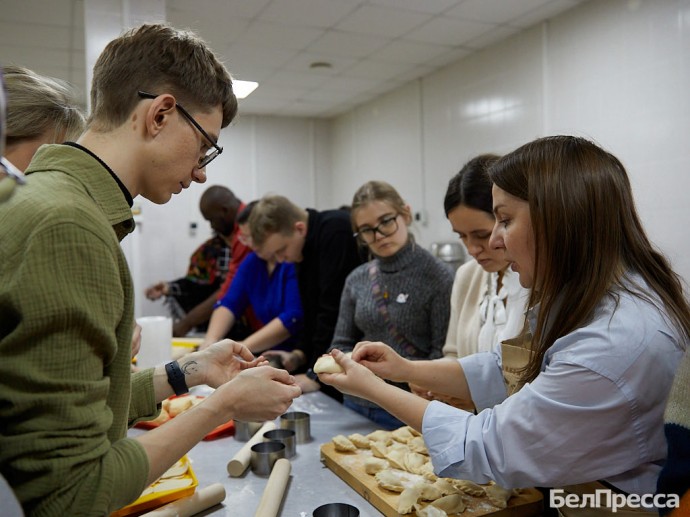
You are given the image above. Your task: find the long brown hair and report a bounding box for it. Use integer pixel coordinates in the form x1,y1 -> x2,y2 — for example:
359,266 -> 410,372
489,135 -> 690,382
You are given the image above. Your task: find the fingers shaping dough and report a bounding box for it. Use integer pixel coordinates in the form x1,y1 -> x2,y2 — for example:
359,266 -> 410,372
313,352 -> 352,374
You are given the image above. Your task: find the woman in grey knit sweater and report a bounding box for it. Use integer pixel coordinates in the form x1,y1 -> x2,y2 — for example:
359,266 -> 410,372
329,180 -> 453,429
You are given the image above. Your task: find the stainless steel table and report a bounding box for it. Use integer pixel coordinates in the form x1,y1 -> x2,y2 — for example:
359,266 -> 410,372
130,389 -> 384,516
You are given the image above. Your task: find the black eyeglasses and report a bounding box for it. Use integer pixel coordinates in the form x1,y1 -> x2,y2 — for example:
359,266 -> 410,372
353,214 -> 399,244
0,157 -> 25,202
137,91 -> 223,169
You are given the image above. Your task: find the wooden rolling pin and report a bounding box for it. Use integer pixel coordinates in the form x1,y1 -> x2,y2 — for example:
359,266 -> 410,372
140,483 -> 226,516
254,458 -> 291,517
227,421 -> 276,477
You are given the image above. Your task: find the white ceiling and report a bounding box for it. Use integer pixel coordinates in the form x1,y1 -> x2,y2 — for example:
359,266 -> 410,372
0,0 -> 585,118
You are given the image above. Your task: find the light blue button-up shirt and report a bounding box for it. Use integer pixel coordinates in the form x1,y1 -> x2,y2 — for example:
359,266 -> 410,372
422,276 -> 685,495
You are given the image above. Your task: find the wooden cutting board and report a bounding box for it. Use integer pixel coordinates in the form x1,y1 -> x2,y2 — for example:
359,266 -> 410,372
320,442 -> 543,517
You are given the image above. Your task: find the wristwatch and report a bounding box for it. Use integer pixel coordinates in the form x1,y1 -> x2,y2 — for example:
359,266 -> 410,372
165,361 -> 189,396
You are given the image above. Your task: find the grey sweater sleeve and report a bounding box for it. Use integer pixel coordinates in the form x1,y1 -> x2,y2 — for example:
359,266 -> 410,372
329,270 -> 364,353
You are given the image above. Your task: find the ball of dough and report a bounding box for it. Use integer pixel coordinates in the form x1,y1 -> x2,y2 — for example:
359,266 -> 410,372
314,355 -> 343,374
313,352 -> 351,374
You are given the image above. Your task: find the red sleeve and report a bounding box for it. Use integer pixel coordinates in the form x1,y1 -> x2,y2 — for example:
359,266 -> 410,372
216,229 -> 251,299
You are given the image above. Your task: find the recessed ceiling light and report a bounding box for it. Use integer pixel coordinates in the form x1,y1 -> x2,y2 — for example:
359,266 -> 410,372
234,80 -> 259,99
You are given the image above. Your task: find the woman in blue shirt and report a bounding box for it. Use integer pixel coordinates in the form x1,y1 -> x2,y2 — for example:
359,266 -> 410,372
202,203 -> 303,355
318,136 -> 689,512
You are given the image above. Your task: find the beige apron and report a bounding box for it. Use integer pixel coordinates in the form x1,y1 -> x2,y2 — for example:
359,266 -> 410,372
500,338 -> 652,516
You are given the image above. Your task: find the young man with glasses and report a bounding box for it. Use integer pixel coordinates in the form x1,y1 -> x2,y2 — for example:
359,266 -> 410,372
0,24 -> 300,516
249,195 -> 363,398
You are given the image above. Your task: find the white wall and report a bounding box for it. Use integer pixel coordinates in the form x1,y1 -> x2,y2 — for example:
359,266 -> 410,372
329,0 -> 690,285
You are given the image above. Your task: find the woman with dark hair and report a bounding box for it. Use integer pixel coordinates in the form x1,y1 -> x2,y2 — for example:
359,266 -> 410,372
319,136 -> 688,514
410,155 -> 529,409
441,154 -> 528,359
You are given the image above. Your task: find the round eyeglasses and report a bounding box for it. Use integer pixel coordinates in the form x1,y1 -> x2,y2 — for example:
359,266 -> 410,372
353,214 -> 399,244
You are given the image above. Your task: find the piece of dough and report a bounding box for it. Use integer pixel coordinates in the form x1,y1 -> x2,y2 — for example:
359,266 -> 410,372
167,397 -> 195,417
375,469 -> 406,492
432,478 -> 458,496
397,484 -> 423,514
409,435 -> 428,454
161,459 -> 188,478
452,479 -> 485,497
314,355 -> 343,374
367,430 -> 393,443
370,440 -> 389,458
403,451 -> 427,472
392,426 -> 415,443
347,432 -> 371,449
415,461 -> 437,480
418,482 -> 444,501
385,449 -> 407,471
415,503 -> 448,517
152,477 -> 194,492
484,483 -> 514,509
332,434 -> 357,452
431,494 -> 466,514
364,457 -> 390,475
388,441 -> 409,453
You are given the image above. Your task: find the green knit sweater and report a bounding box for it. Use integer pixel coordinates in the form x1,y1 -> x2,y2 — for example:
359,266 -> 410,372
0,144 -> 156,516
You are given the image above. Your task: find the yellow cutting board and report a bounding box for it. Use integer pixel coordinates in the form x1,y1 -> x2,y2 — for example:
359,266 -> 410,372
320,442 -> 543,517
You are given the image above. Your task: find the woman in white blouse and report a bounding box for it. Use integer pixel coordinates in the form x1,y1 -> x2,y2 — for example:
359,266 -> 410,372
440,154 -> 529,359
411,155 -> 529,408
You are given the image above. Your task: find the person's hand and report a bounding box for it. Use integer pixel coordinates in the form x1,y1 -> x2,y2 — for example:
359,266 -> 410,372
209,366 -> 302,422
294,373 -> 321,393
145,281 -> 168,301
179,339 -> 264,389
131,323 -> 142,359
317,349 -> 385,399
351,341 -> 411,382
262,350 -> 304,372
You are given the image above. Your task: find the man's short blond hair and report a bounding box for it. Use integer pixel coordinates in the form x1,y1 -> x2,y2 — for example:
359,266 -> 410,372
249,195 -> 307,247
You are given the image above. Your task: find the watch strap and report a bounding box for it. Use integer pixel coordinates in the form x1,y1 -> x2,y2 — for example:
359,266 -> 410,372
165,360 -> 189,396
